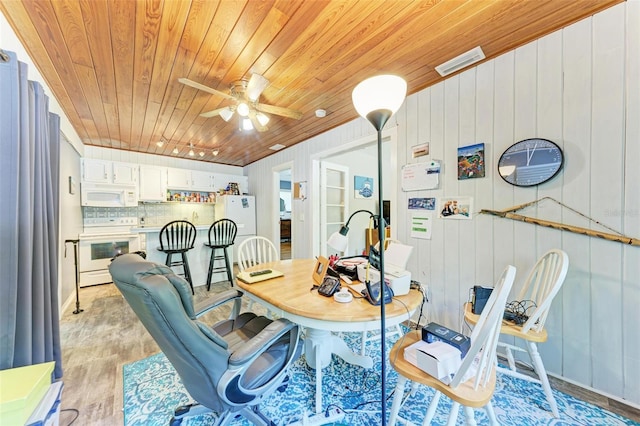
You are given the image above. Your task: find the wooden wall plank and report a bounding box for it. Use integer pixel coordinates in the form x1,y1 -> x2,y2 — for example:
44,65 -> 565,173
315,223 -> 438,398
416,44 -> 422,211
560,16 -> 594,386
622,0 -> 640,403
535,30 -> 565,375
474,60 -> 496,286
590,4 -> 625,397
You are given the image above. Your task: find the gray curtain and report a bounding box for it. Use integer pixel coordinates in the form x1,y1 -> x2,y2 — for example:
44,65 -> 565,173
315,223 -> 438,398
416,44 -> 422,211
0,50 -> 62,379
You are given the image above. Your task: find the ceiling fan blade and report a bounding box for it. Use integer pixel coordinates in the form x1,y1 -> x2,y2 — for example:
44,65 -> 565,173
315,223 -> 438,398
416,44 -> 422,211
255,103 -> 302,120
249,110 -> 268,132
178,77 -> 236,100
246,74 -> 269,102
199,107 -> 230,118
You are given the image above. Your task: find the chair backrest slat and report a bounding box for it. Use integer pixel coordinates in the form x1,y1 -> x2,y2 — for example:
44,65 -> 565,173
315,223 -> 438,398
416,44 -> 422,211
208,219 -> 237,247
517,249 -> 569,333
237,236 -> 279,271
159,220 -> 196,251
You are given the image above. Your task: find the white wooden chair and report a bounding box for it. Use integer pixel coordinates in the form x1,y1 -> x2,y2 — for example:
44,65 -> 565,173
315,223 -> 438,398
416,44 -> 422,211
237,236 -> 279,315
237,236 -> 279,271
389,265 -> 517,426
465,248 -> 569,417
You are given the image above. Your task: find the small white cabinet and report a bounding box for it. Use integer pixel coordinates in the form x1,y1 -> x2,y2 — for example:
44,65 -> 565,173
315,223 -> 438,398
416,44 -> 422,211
139,165 -> 168,201
167,167 -> 215,191
82,159 -> 138,185
191,170 -> 214,191
167,167 -> 192,190
112,161 -> 138,185
81,159 -> 111,183
214,173 -> 249,194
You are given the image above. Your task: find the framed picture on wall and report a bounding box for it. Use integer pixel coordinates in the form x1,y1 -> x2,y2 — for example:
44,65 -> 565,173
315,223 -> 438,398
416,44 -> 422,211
354,175 -> 374,199
457,143 -> 485,180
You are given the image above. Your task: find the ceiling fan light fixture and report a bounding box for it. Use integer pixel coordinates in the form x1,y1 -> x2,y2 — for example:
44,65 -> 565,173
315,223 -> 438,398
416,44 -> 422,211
256,112 -> 270,126
219,107 -> 234,122
242,118 -> 253,131
156,140 -> 164,147
237,102 -> 250,117
172,147 -> 179,154
246,74 -> 270,101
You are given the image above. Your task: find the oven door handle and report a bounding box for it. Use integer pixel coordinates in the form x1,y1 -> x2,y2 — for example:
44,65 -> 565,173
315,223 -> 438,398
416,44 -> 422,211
79,234 -> 139,241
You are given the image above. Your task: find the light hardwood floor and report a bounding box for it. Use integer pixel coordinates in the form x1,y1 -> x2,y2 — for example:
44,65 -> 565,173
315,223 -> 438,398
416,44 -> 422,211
58,280 -> 639,425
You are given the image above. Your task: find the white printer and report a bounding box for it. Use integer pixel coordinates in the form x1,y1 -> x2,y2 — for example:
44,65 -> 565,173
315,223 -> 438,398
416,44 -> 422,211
356,242 -> 413,295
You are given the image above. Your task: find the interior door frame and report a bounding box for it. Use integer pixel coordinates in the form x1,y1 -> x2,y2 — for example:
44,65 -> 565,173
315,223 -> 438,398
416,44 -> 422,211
310,126 -> 398,257
272,161 -> 294,258
320,161 -> 349,257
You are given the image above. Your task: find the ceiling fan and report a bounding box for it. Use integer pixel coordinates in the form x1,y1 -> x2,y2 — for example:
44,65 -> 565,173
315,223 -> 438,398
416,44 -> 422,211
178,74 -> 302,132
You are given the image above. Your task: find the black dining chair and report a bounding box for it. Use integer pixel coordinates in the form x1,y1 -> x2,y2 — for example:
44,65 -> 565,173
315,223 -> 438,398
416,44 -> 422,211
204,219 -> 237,291
158,220 -> 197,294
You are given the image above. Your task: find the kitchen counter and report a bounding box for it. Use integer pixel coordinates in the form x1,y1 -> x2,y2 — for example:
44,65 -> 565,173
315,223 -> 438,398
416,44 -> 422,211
133,225 -> 233,289
131,225 -> 211,233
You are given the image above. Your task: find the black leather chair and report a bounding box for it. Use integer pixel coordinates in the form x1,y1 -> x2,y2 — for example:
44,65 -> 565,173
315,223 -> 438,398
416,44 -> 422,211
158,220 -> 197,294
204,219 -> 237,291
109,253 -> 301,426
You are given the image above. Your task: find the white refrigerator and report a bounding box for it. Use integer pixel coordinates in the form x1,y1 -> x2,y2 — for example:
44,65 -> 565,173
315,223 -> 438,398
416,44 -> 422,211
214,195 -> 257,263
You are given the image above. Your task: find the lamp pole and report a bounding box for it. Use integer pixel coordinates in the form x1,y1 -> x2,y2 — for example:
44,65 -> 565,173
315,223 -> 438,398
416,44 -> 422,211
352,75 -> 406,425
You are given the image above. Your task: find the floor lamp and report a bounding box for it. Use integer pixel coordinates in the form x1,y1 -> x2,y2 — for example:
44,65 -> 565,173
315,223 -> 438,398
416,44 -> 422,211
352,74 -> 406,424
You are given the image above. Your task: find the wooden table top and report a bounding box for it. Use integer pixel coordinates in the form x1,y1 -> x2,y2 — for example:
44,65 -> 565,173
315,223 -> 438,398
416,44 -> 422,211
237,259 -> 422,324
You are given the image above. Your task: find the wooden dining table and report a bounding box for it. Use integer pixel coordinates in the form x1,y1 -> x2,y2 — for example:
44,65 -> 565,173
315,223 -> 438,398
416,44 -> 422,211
236,258 -> 423,413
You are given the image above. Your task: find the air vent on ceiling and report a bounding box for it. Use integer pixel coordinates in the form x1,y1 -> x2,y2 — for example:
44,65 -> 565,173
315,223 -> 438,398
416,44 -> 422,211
269,144 -> 286,151
435,46 -> 485,77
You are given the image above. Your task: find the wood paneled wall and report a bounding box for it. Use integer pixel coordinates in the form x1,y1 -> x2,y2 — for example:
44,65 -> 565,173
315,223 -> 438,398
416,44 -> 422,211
245,2 -> 640,405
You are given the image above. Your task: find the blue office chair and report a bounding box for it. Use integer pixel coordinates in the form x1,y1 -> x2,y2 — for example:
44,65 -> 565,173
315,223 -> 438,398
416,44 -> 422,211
109,253 -> 301,426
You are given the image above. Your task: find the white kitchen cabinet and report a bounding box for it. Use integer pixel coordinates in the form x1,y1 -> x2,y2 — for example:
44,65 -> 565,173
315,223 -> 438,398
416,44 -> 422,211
82,158 -> 138,185
81,159 -> 111,183
112,161 -> 138,185
167,167 -> 192,190
213,173 -> 249,194
191,170 -> 214,191
139,165 -> 168,201
167,167 -> 215,191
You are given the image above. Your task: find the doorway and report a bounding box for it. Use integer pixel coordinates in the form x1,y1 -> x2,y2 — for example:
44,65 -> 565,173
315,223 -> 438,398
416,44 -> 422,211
311,127 -> 397,258
274,165 -> 293,260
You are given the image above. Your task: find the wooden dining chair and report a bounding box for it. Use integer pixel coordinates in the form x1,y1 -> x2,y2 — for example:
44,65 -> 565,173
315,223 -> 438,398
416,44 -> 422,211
464,248 -> 569,418
237,236 -> 279,271
389,265 -> 516,426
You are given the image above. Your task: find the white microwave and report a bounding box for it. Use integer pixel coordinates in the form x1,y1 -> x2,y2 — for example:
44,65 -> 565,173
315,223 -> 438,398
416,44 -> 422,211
81,183 -> 138,207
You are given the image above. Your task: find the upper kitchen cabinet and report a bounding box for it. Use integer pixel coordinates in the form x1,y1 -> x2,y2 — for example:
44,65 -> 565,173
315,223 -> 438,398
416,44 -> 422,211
167,167 -> 215,191
139,165 -> 168,202
191,170 -> 215,191
214,173 -> 249,194
81,159 -> 138,185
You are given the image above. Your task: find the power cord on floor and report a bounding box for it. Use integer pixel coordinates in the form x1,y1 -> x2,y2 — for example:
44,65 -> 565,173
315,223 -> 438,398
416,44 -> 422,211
60,408 -> 79,425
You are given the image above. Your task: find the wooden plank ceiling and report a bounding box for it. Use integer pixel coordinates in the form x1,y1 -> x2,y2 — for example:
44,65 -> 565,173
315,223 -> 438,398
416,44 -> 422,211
1,0 -> 621,167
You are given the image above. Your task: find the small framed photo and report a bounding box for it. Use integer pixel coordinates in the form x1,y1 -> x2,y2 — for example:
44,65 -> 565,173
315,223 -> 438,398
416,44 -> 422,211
312,256 -> 330,284
412,143 -> 430,158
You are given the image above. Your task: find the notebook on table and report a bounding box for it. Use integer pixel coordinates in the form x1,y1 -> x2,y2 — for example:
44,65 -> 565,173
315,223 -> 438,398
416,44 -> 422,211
236,269 -> 284,284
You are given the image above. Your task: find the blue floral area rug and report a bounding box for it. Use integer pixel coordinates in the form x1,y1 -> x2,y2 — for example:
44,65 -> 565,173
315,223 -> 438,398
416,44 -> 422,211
123,332 -> 638,426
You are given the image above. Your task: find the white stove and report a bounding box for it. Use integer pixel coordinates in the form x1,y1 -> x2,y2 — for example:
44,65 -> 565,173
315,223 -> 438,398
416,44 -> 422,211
78,217 -> 140,287
81,216 -> 138,235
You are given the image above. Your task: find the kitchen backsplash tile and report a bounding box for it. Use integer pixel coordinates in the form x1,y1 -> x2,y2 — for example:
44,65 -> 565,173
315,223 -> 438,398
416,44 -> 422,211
83,203 -> 215,227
